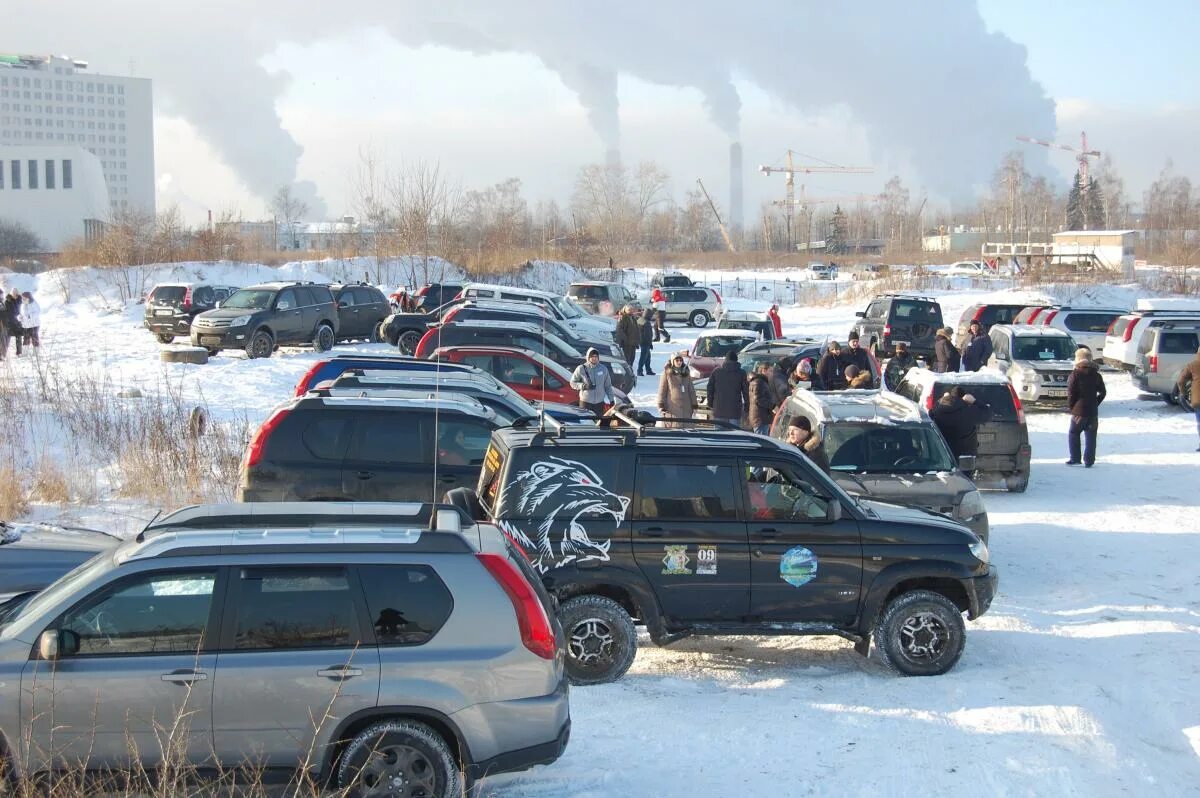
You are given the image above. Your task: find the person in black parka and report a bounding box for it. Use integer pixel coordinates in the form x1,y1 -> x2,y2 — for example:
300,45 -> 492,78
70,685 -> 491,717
707,350 -> 749,428
1066,347 -> 1106,467
930,386 -> 992,469
961,320 -> 993,372
816,341 -> 846,390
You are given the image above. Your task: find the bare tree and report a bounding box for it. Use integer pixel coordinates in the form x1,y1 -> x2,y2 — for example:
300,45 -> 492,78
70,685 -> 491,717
271,185 -> 310,251
0,219 -> 44,256
390,160 -> 462,286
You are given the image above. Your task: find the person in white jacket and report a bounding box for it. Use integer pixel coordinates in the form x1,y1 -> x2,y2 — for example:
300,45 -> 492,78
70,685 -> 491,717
17,291 -> 40,352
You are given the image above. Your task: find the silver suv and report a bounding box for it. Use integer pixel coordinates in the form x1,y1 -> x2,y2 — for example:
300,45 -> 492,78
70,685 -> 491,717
659,285 -> 724,327
0,502 -> 569,796
1132,323 -> 1200,404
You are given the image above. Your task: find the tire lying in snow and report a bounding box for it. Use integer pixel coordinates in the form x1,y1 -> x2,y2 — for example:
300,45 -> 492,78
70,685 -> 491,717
159,347 -> 208,365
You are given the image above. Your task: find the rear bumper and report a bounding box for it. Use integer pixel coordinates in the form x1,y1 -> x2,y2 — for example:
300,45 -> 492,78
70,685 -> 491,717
1103,356 -> 1133,371
466,719 -> 570,783
965,566 -> 999,620
144,316 -> 193,335
459,678 -> 570,782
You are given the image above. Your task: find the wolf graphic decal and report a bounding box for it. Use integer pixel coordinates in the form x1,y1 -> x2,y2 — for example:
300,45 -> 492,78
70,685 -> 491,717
497,456 -> 630,573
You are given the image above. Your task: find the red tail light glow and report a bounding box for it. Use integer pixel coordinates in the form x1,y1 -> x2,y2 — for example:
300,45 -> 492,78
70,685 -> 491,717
1122,320 -> 1136,343
713,289 -> 723,304
414,329 -> 437,358
477,553 -> 557,660
1149,355 -> 1159,374
182,286 -> 193,310
972,306 -> 985,322
1028,308 -> 1044,323
294,361 -> 328,396
442,307 -> 461,323
244,407 -> 290,468
1041,310 -> 1059,325
1008,383 -> 1026,425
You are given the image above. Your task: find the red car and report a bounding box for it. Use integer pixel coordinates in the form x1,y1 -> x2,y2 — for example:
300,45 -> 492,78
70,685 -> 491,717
431,345 -> 581,406
687,329 -> 762,378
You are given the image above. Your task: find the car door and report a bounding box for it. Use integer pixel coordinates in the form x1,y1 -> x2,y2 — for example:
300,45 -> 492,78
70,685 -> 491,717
741,457 -> 862,624
273,288 -> 304,342
631,458 -> 750,621
335,288 -> 361,338
22,568 -> 222,771
211,565 -> 379,770
355,287 -> 387,336
342,411 -> 435,501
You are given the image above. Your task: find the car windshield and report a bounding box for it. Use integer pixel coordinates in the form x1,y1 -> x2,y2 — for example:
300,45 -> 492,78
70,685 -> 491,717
568,285 -> 606,300
221,289 -> 275,310
695,336 -> 753,357
824,424 -> 957,473
551,296 -> 584,319
719,319 -> 768,332
1013,336 -> 1075,361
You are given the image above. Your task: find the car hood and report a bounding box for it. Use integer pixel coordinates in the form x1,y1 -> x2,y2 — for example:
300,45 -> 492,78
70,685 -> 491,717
566,314 -> 617,335
856,498 -> 973,536
1014,358 -> 1074,371
0,527 -> 117,596
195,306 -> 264,321
830,470 -> 973,507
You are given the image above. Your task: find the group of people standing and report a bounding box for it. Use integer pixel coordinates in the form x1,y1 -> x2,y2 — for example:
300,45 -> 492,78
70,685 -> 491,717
0,288 -> 40,361
615,301 -> 671,379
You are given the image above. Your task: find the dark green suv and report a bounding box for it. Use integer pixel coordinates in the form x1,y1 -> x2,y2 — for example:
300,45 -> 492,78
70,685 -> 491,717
451,414 -> 997,684
852,294 -> 944,359
191,282 -> 339,358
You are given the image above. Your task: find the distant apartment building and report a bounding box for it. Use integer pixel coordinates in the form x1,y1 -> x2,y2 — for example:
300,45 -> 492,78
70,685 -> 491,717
0,52 -> 154,241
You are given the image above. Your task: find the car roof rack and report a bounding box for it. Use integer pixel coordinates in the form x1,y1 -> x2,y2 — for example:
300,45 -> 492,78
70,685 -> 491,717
878,292 -> 937,301
529,409 -> 742,442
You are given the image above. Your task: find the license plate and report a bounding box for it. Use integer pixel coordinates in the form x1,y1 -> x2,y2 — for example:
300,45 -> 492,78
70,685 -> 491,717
978,432 -> 995,443
155,309 -> 173,316
201,336 -> 222,346
892,340 -> 910,346
1044,388 -> 1067,397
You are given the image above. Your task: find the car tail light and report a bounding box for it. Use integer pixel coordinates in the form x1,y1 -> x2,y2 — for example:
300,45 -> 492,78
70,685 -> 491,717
1007,383 -> 1025,425
1028,308 -> 1043,323
972,306 -> 985,322
244,407 -> 290,468
925,391 -> 934,411
416,286 -> 430,297
182,286 -> 193,310
442,307 -> 461,323
1122,321 -> 1136,343
1105,318 -> 1119,335
294,361 -> 329,396
1041,310 -> 1059,325
883,324 -> 892,338
1149,355 -> 1159,373
713,289 -> 723,304
477,553 -> 557,660
414,329 -> 437,358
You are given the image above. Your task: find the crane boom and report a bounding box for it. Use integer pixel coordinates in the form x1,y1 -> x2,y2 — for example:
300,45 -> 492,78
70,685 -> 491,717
696,178 -> 736,253
1017,131 -> 1101,182
759,150 -> 873,250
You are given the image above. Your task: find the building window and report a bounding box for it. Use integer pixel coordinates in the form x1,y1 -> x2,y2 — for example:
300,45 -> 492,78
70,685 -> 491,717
63,159 -> 73,189
45,160 -> 55,189
11,161 -> 20,189
27,160 -> 38,189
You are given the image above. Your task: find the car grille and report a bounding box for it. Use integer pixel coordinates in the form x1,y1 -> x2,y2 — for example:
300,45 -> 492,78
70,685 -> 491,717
1040,372 -> 1070,384
194,317 -> 232,329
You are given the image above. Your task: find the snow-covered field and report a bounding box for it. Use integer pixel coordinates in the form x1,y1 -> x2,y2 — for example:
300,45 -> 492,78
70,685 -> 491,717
2,261 -> 1199,796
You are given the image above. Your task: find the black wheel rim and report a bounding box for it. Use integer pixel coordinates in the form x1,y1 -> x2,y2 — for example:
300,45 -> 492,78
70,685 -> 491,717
319,327 -> 333,349
399,331 -> 421,354
898,611 -> 949,662
568,617 -> 616,669
356,742 -> 438,798
251,334 -> 270,357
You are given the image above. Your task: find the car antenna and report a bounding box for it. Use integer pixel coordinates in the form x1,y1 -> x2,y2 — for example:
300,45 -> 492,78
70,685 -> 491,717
135,509 -> 163,543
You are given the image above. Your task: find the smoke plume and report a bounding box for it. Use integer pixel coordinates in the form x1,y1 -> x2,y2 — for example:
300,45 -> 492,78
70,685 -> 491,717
9,1 -> 1054,210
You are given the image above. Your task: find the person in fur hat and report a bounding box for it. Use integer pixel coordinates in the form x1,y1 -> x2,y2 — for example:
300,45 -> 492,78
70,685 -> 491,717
1066,346 -> 1106,467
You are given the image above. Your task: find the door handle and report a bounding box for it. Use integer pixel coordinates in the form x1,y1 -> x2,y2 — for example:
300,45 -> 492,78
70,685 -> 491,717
161,669 -> 208,684
356,471 -> 374,480
640,527 -> 667,537
317,666 -> 364,679
757,528 -> 782,539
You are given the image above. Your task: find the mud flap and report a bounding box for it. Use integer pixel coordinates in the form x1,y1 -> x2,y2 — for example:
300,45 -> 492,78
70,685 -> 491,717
854,637 -> 871,657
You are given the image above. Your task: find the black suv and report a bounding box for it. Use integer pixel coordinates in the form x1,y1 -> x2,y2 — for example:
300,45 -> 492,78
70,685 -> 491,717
452,413 -> 997,684
144,282 -> 237,343
237,391 -> 500,503
191,282 -> 340,358
330,282 -> 391,342
415,282 -> 465,310
852,294 -> 944,359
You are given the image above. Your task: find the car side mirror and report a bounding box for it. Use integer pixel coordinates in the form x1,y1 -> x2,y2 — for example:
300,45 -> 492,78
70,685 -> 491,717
825,500 -> 843,523
957,455 -> 977,472
214,300 -> 222,309
855,311 -> 865,317
338,300 -> 350,309
39,629 -> 79,661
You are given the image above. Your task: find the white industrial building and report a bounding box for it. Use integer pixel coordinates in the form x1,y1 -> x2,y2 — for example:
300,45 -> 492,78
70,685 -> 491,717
0,52 -> 154,222
1051,230 -> 1137,277
0,145 -> 109,249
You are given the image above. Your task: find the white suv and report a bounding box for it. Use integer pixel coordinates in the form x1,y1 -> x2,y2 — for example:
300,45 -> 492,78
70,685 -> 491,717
459,282 -> 617,339
1038,306 -> 1125,356
1103,300 -> 1200,370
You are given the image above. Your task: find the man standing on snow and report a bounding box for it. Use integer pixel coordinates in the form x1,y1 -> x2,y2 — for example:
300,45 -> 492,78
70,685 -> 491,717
961,320 -> 993,371
841,332 -> 871,376
1177,346 -> 1200,451
570,348 -> 615,417
767,304 -> 783,339
707,350 -> 749,428
1066,347 -> 1106,467
934,327 -> 961,373
637,307 -> 655,377
650,287 -> 670,342
884,341 -> 918,390
748,363 -> 776,435
17,291 -> 40,353
615,305 -> 640,366
930,387 -> 992,473
817,341 -> 846,390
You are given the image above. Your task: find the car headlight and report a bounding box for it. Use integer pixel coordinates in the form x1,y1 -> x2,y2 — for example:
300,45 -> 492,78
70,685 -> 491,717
690,367 -> 702,379
968,538 -> 990,564
1017,366 -> 1039,384
229,315 -> 252,327
610,362 -> 628,375
958,490 -> 986,519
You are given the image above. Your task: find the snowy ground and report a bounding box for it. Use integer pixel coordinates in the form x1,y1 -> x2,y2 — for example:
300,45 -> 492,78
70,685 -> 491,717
2,262 -> 1199,795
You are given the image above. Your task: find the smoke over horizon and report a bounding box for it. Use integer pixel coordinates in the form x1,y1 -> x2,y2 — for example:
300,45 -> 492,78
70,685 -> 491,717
9,1 -> 1056,215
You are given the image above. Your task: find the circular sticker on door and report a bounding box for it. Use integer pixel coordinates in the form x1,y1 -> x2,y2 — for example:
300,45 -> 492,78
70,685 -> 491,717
779,546 -> 818,587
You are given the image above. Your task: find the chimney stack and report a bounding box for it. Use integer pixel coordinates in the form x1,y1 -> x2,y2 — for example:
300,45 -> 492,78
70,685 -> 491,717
729,142 -> 744,236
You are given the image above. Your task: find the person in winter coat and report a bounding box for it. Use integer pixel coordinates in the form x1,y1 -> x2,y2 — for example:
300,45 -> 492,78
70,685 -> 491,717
816,342 -> 846,390
785,416 -> 829,473
844,365 -> 872,390
767,362 -> 790,407
1178,347 -> 1200,451
930,387 -> 992,468
650,287 -> 670,342
615,305 -> 640,366
961,320 -> 993,372
841,332 -> 872,375
748,363 -> 777,434
934,327 -> 961,373
0,286 -> 8,361
767,304 -> 783,339
570,348 -> 616,416
1066,346 -> 1106,467
637,308 -> 656,376
884,341 -> 918,390
17,291 -> 40,352
706,350 -> 749,428
2,289 -> 22,358
657,351 -> 699,427
790,358 -> 822,391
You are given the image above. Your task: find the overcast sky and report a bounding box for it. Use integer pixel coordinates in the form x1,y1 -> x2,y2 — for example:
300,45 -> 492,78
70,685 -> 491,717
15,1 -> 1194,224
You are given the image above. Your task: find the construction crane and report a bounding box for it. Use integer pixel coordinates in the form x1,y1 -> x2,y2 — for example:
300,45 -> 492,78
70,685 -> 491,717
1017,131 -> 1101,183
695,178 -> 737,253
771,189 -> 885,255
759,150 -> 872,250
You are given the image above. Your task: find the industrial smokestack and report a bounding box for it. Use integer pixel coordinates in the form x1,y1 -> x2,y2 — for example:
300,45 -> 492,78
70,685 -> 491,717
729,142 -> 744,235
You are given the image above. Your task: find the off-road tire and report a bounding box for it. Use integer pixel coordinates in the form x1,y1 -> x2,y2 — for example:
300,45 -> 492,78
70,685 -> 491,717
1180,376 -> 1195,412
370,322 -> 385,343
337,719 -> 462,798
398,329 -> 423,355
559,595 -> 637,685
155,333 -> 175,344
688,310 -> 711,328
313,323 -> 335,353
245,330 -> 273,359
874,590 -> 966,677
1005,472 -> 1029,493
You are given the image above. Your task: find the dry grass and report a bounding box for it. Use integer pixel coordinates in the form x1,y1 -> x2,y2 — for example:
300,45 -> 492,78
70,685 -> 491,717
31,458 -> 71,504
0,464 -> 30,518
